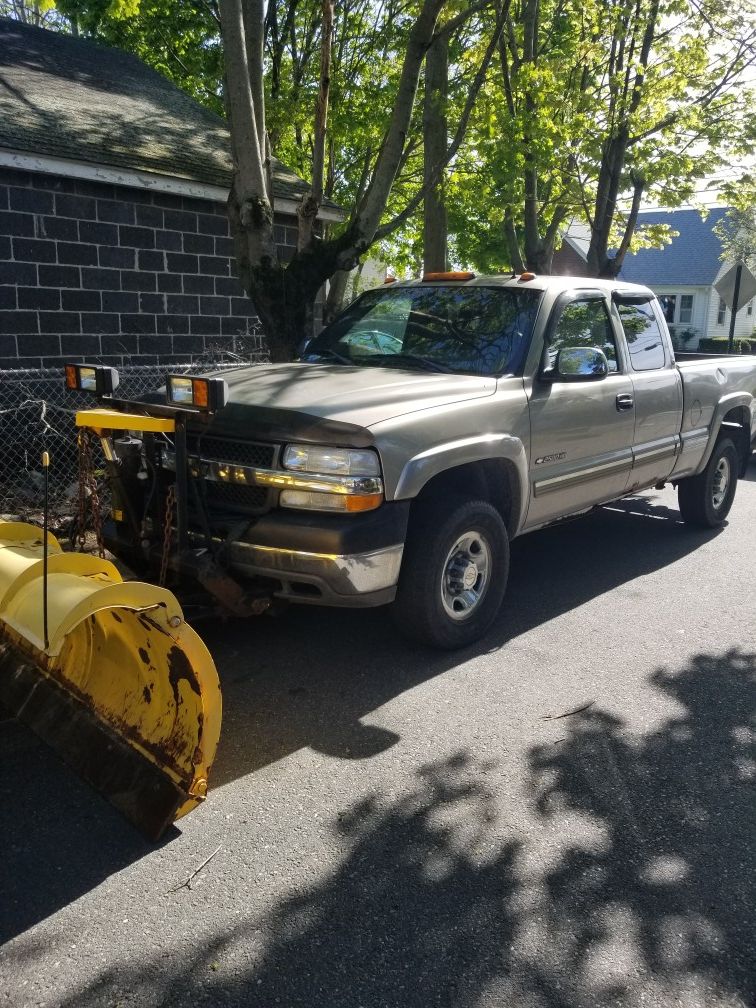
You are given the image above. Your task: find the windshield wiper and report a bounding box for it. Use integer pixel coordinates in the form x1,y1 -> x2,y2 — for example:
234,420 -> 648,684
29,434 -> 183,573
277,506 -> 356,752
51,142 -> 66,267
367,353 -> 452,374
304,347 -> 351,365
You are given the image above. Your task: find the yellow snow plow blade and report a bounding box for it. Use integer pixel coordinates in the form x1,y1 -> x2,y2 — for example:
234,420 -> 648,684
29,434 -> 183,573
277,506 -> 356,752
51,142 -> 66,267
0,521 -> 221,839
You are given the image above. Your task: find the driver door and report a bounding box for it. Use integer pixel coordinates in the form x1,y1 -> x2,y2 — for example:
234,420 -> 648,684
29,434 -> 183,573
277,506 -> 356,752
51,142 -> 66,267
525,293 -> 636,528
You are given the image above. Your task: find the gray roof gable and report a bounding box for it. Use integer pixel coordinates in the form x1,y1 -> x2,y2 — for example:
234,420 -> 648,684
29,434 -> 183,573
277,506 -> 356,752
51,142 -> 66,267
618,207 -> 729,286
0,18 -> 338,210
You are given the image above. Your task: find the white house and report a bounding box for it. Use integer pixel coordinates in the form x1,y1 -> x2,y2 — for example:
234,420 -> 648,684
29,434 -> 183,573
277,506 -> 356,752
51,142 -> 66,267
618,208 -> 755,347
557,208 -> 755,348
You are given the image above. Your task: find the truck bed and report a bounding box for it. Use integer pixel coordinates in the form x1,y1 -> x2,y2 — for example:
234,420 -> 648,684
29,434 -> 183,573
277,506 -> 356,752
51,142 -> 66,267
676,352 -> 756,363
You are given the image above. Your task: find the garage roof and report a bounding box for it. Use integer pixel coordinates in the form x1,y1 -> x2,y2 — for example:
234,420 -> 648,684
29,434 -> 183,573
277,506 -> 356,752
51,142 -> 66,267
0,17 -> 341,213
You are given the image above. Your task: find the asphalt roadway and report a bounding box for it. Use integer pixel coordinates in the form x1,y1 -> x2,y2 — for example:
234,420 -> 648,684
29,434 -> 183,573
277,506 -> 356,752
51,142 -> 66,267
1,463 -> 755,1008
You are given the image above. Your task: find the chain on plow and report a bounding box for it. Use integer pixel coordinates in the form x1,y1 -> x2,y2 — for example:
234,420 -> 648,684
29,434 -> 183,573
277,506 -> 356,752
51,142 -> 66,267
76,428 -> 105,557
159,483 -> 176,587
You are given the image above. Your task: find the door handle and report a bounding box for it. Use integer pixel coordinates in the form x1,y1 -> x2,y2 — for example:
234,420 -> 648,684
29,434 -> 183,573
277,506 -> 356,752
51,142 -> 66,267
616,393 -> 634,411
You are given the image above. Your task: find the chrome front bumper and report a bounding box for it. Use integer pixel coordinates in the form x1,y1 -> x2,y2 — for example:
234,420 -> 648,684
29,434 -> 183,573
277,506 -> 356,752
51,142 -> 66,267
224,539 -> 404,607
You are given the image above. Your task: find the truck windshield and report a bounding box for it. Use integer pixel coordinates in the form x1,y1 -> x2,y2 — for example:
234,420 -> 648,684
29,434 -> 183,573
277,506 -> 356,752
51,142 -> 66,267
303,285 -> 541,376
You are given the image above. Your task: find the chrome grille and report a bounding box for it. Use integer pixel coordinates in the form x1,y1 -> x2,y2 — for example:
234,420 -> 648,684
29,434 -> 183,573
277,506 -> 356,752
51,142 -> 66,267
185,434 -> 276,470
181,435 -> 278,524
199,481 -> 270,514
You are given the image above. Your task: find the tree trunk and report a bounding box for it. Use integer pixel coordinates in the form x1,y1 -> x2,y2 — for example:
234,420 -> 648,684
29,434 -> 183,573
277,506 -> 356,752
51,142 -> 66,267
219,0 -> 448,360
352,0 -> 446,253
503,206 -> 525,273
246,257 -> 324,361
298,0 -> 334,254
423,32 -> 448,273
586,127 -> 629,277
324,269 -> 351,323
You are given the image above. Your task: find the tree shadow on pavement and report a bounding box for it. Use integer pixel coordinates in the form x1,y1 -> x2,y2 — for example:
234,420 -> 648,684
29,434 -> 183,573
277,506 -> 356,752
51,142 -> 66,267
50,751 -> 524,1008
0,496 -> 732,944
207,494 -> 722,786
35,648 -> 756,1008
525,646 -> 756,1007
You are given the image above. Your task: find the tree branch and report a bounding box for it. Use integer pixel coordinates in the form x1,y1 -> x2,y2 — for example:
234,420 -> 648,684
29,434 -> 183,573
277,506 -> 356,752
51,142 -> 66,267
375,11 -> 503,241
342,0 -> 447,261
298,0 -> 334,251
242,0 -> 267,167
218,0 -> 268,198
613,172 -> 646,272
431,0 -> 489,43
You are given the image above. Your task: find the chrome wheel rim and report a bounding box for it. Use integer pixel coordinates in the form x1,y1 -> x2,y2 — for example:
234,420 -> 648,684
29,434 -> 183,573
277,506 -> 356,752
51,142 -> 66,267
712,456 -> 731,510
441,531 -> 491,621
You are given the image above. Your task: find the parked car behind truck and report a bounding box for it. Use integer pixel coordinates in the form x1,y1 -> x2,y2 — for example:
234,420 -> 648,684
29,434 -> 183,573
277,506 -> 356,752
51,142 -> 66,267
97,272 -> 756,649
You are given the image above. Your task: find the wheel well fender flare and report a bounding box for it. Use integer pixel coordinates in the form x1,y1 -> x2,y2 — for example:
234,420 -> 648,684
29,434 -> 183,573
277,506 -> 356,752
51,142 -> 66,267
394,434 -> 528,535
696,392 -> 753,476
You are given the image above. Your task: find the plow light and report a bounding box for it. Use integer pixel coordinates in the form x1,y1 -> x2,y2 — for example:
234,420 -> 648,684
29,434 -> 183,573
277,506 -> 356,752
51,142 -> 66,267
166,375 -> 229,412
65,363 -> 120,395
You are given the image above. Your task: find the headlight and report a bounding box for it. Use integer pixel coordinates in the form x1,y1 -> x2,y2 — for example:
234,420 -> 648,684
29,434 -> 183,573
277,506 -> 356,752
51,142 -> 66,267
280,443 -> 383,512
282,444 -> 381,477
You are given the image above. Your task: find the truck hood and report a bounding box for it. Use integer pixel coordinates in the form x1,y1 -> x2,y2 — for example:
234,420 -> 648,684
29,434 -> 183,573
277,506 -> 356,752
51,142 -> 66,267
217,362 -> 496,429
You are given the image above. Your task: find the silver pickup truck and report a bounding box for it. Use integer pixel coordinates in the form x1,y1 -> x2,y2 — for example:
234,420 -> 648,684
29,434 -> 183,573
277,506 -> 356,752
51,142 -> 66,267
105,273 -> 756,648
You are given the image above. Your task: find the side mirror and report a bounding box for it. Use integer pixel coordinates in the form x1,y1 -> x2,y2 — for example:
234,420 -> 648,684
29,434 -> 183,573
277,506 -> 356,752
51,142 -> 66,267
541,347 -> 609,382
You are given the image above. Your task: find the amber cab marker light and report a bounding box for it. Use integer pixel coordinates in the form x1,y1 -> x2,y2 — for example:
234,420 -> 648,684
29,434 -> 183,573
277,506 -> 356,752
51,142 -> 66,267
384,276 -> 397,284
518,272 -> 537,282
422,271 -> 476,282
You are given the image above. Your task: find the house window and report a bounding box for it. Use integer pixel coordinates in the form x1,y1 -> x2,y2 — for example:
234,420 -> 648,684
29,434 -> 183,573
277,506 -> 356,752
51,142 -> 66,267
659,293 -> 693,324
717,299 -> 726,325
748,300 -> 754,317
658,295 -> 676,324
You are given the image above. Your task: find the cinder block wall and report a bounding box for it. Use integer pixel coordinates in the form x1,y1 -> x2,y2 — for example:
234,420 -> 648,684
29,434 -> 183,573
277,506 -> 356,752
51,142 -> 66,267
0,167 -> 295,369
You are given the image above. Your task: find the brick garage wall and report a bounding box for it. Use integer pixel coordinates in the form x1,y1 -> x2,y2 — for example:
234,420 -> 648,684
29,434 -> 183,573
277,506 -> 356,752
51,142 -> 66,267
0,166 -> 297,368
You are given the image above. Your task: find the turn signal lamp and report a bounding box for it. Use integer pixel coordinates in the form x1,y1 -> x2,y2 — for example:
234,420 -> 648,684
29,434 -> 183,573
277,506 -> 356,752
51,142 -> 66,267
165,375 -> 229,412
65,363 -> 120,395
280,490 -> 384,513
421,271 -> 476,282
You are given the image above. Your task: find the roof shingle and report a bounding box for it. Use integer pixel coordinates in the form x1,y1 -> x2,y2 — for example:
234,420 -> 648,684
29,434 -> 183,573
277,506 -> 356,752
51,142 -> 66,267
0,18 -> 338,210
618,207 -> 729,286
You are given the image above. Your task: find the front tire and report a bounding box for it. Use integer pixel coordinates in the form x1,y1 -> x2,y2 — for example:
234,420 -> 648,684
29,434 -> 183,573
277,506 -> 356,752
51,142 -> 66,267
391,497 -> 510,649
678,437 -> 738,528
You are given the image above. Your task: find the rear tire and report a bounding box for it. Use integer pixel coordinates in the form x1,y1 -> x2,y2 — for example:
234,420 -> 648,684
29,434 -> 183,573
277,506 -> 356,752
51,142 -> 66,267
678,437 -> 738,528
390,497 -> 509,649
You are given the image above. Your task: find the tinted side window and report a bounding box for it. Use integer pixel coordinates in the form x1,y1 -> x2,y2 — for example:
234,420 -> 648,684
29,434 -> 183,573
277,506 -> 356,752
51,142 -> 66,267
549,299 -> 618,372
618,302 -> 666,371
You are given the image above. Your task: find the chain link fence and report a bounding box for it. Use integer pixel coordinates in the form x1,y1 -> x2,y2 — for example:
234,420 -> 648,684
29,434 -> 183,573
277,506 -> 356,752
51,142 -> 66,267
0,337 -> 268,535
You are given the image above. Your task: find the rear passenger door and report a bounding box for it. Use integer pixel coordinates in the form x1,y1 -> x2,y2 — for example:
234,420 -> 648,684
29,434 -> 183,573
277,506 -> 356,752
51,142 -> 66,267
614,296 -> 683,491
